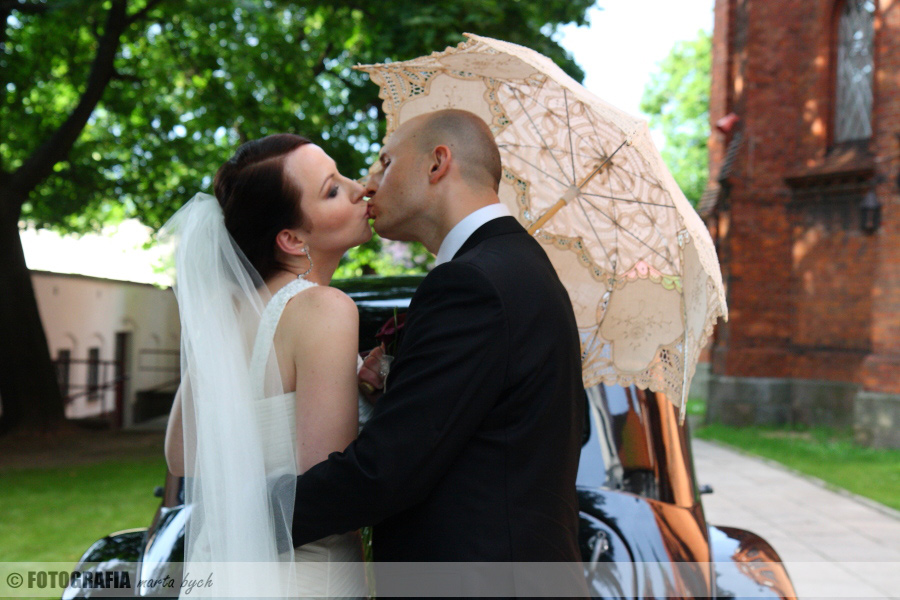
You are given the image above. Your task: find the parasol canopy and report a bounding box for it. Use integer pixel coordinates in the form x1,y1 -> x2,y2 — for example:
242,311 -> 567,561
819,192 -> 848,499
356,33 -> 728,419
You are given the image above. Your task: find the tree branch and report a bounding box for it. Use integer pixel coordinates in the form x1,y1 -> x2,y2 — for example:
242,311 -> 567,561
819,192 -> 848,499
89,13 -> 101,41
111,68 -> 143,83
9,0 -> 128,198
0,3 -> 12,53
126,0 -> 164,26
311,42 -> 334,78
233,118 -> 247,145
0,1 -> 55,16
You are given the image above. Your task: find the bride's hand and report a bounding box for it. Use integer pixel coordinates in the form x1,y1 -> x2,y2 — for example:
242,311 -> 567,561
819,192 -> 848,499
358,345 -> 387,403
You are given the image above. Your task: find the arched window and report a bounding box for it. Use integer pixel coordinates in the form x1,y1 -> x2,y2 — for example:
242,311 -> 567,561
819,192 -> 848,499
834,0 -> 876,143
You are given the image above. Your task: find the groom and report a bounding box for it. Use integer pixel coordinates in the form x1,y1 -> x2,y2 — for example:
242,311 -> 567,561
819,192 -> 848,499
291,109 -> 588,597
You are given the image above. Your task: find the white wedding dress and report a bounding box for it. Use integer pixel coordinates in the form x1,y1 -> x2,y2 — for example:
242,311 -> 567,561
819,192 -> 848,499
166,193 -> 369,599
250,277 -> 368,598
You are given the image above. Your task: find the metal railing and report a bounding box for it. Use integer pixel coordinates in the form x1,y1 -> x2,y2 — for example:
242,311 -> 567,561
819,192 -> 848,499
136,348 -> 181,392
54,357 -> 126,427
55,358 -> 123,402
54,349 -> 182,428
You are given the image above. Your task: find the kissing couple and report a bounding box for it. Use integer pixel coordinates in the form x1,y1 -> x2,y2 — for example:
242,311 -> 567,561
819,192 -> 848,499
163,109 -> 589,598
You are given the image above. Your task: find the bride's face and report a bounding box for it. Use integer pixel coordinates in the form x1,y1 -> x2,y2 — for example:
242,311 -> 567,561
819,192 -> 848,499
283,144 -> 372,254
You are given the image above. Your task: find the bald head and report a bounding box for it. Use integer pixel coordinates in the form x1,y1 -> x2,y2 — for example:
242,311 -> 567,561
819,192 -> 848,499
407,109 -> 502,191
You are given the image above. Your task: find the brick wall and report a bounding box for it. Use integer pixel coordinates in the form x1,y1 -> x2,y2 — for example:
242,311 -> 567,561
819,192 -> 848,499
864,0 -> 900,393
708,0 -> 731,184
708,0 -> 899,393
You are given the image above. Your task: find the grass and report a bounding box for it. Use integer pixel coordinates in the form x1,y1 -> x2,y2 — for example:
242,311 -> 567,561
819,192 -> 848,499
693,418 -> 900,512
686,396 -> 707,417
0,456 -> 169,562
3,404 -> 897,568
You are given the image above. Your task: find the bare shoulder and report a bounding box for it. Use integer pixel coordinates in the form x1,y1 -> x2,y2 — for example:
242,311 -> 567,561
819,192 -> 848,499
280,284 -> 358,333
293,284 -> 357,313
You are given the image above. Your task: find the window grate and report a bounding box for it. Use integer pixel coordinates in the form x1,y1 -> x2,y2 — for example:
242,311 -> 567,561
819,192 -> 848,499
87,347 -> 100,401
789,181 -> 871,233
834,0 -> 875,143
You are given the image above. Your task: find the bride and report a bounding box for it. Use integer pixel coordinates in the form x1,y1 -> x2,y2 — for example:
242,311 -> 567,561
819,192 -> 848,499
162,134 -> 374,598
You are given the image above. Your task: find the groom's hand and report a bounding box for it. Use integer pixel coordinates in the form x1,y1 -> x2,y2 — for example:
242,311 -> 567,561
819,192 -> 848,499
358,345 -> 386,403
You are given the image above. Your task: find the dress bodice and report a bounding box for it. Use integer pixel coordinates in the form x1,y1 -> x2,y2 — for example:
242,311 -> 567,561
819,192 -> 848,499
249,277 -> 317,474
249,277 -> 367,598
249,277 -> 371,474
250,277 -> 318,399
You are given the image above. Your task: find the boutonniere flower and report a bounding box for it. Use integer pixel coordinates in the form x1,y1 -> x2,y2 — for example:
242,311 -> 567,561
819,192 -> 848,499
375,310 -> 407,357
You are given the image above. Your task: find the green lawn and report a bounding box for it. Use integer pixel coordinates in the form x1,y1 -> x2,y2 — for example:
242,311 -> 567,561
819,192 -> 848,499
694,422 -> 900,512
3,413 -> 897,566
0,457 -> 168,562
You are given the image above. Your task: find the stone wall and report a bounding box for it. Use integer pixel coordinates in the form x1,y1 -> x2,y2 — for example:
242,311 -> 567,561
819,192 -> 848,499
706,374 -> 900,448
854,391 -> 900,449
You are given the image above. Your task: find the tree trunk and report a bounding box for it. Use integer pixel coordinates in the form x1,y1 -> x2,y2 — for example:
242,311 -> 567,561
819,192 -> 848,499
0,0 -> 137,435
0,188 -> 66,434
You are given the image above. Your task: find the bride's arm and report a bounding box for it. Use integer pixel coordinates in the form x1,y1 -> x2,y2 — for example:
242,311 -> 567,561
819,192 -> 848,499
285,286 -> 361,473
164,385 -> 185,477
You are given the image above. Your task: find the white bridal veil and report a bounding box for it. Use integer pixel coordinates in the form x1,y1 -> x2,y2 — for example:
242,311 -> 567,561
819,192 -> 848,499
160,193 -> 299,598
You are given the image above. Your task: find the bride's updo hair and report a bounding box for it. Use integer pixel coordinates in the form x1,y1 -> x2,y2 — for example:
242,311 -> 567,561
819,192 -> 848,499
213,133 -> 312,280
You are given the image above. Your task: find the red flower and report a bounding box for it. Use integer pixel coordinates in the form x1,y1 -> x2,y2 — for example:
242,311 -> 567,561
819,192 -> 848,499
375,311 -> 407,355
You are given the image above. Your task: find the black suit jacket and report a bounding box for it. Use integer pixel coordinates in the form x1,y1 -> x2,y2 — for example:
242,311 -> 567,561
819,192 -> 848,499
292,216 -> 587,596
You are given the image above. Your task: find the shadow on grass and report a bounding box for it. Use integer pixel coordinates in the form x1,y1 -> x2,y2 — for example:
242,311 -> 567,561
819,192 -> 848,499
0,456 -> 168,562
0,427 -> 168,563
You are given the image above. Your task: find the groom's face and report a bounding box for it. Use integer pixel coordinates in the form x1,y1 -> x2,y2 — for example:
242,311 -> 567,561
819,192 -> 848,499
365,120 -> 429,242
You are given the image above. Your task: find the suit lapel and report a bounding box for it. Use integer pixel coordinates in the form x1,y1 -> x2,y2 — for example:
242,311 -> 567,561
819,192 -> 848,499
395,216 -> 523,366
452,216 -> 524,261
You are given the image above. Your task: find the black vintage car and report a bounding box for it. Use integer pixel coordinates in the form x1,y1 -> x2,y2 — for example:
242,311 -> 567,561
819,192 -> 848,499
65,275 -> 797,599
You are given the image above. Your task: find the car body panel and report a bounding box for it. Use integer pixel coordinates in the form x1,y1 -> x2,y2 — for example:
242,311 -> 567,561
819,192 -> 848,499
709,524 -> 797,600
63,529 -> 146,599
65,274 -> 797,599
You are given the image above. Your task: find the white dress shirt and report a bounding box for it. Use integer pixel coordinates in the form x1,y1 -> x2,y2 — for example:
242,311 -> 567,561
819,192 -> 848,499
434,203 -> 512,266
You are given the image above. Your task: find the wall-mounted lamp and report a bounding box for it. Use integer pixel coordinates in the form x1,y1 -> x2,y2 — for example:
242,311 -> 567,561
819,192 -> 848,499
716,113 -> 740,135
860,189 -> 881,234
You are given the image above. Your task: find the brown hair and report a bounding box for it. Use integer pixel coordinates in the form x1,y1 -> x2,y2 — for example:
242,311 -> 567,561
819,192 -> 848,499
213,134 -> 311,280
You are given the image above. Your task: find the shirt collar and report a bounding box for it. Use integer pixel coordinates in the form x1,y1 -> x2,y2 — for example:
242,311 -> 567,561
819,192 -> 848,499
434,203 -> 512,266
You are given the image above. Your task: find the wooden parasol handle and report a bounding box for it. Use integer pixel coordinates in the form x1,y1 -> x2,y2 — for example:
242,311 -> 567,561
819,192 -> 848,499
527,162 -> 609,235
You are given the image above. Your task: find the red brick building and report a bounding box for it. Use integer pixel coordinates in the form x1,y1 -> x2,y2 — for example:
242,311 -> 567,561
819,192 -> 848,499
702,0 -> 898,446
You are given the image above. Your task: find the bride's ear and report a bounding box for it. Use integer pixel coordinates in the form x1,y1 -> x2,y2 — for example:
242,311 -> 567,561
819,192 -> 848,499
275,228 -> 307,257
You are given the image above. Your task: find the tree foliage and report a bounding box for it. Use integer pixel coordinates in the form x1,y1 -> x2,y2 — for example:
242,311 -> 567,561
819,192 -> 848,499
640,29 -> 711,207
0,0 -> 596,432
5,0 -> 593,232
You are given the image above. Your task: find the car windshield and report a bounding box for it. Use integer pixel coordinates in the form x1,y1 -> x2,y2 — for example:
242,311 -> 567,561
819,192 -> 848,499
576,384 -> 662,501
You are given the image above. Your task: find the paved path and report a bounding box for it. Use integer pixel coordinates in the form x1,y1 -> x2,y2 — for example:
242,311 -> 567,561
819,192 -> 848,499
129,420 -> 900,597
692,439 -> 900,599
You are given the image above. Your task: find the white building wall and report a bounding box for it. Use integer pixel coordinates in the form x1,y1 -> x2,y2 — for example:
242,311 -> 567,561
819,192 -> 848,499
30,271 -> 181,427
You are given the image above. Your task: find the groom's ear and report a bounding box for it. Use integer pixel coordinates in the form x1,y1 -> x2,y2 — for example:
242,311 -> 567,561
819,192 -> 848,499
274,228 -> 306,257
428,145 -> 452,184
